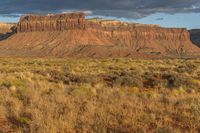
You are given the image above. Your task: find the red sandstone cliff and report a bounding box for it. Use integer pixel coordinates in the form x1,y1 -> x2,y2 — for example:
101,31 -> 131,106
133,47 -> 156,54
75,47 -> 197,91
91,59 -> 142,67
17,13 -> 86,32
0,13 -> 199,58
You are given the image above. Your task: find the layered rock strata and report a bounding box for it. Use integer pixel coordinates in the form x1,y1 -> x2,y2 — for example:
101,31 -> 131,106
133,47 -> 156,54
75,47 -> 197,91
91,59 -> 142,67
0,13 -> 199,58
17,13 -> 86,32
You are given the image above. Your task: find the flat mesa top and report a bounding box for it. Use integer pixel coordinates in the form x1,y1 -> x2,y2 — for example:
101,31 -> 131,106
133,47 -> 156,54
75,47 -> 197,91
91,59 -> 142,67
15,13 -> 191,30
19,12 -> 86,22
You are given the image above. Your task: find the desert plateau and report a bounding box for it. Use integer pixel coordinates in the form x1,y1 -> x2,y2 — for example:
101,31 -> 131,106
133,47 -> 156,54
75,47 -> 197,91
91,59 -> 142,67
0,13 -> 199,58
0,0 -> 200,132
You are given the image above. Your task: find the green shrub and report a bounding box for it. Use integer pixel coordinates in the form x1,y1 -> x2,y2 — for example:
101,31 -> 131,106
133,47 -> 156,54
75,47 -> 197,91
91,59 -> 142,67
143,72 -> 167,89
18,116 -> 31,125
1,81 -> 12,88
104,70 -> 143,88
48,69 -> 97,85
162,73 -> 198,89
48,70 -> 70,84
175,63 -> 198,73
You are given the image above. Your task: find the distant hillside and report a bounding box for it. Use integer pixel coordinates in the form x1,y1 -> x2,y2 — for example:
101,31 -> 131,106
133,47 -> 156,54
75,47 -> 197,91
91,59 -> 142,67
0,23 -> 16,33
189,29 -> 200,47
0,23 -> 16,41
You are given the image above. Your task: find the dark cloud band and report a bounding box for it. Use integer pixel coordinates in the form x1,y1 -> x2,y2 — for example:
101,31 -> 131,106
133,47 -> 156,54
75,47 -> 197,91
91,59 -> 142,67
0,0 -> 200,18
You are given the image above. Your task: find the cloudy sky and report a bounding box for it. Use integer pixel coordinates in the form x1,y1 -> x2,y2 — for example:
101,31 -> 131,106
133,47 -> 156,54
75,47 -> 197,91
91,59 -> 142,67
0,0 -> 200,29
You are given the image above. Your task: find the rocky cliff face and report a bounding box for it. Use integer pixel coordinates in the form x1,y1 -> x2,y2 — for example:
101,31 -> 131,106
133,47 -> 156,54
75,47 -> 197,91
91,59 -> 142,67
0,13 -> 199,58
17,13 -> 86,32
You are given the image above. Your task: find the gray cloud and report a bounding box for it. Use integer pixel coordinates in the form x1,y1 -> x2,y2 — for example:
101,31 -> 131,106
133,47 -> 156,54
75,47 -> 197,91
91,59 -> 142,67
0,0 -> 200,19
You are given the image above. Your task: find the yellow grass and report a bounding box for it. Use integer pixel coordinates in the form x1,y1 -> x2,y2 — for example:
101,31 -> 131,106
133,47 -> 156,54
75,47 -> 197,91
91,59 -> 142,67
0,58 -> 199,132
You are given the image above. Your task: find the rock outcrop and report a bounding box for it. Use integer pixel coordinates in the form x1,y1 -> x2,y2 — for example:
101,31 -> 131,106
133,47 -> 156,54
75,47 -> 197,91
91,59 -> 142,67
0,13 -> 199,58
17,13 -> 86,32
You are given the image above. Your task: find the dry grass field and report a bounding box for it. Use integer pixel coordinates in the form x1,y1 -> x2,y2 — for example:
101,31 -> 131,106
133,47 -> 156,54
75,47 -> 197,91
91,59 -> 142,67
0,58 -> 199,133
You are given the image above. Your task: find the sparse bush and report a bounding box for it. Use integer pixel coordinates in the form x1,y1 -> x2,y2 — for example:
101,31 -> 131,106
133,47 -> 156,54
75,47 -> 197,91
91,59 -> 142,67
1,81 -> 12,88
162,73 -> 199,89
104,70 -> 143,88
143,72 -> 167,89
48,70 -> 70,84
175,62 -> 198,73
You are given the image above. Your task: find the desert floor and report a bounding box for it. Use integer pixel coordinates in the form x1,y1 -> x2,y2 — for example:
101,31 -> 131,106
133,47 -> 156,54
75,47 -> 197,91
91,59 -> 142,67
0,58 -> 199,133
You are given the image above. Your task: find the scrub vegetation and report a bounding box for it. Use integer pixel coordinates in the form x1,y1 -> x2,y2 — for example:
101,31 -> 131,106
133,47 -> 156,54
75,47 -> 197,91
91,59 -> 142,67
0,58 -> 199,133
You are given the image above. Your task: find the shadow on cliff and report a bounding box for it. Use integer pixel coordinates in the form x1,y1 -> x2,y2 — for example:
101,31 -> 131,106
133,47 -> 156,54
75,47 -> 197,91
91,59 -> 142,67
189,29 -> 200,48
0,26 -> 16,41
